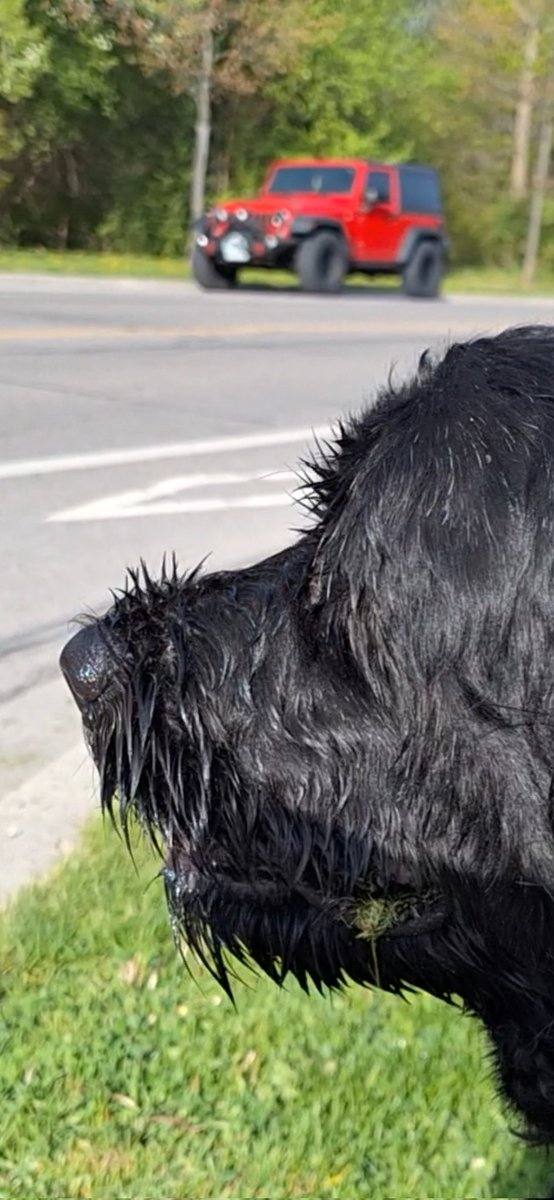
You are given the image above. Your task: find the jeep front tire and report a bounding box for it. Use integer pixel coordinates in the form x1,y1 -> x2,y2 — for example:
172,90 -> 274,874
192,245 -> 237,290
402,241 -> 443,299
296,231 -> 347,293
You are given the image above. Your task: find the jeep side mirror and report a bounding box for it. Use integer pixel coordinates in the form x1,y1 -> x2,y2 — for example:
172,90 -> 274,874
364,187 -> 380,206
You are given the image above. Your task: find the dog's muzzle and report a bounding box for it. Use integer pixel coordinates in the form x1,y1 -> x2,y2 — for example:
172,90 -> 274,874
60,625 -> 112,708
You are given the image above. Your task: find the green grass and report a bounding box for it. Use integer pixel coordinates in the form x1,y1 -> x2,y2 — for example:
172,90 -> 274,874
0,821 -> 550,1200
1,246 -> 553,295
0,248 -> 190,279
443,264 -> 554,295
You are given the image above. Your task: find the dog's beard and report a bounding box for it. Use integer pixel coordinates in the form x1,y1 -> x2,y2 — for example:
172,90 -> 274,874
87,674 -> 445,998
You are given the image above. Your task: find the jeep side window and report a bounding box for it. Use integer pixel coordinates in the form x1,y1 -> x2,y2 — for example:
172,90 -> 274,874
365,170 -> 390,204
398,168 -> 442,214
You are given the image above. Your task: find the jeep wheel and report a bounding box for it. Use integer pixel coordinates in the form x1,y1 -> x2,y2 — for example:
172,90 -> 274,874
192,245 -> 237,290
402,242 -> 443,299
296,231 -> 347,293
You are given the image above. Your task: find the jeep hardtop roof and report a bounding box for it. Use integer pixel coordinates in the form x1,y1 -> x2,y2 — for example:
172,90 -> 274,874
262,159 -> 442,214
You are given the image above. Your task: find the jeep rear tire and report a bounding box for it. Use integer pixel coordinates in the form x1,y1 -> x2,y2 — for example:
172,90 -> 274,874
402,241 -> 443,299
296,231 -> 347,293
192,245 -> 237,290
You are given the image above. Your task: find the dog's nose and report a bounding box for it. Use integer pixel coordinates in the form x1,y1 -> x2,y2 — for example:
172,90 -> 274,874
60,625 -> 112,707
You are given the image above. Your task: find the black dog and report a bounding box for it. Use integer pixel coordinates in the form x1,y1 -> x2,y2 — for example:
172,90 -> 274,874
61,325 -> 554,1146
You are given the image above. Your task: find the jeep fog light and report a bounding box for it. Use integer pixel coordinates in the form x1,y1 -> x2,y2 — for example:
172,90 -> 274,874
265,234 -> 279,249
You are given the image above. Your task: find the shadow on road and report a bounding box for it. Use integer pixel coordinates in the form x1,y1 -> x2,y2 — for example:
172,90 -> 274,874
234,280 -> 448,302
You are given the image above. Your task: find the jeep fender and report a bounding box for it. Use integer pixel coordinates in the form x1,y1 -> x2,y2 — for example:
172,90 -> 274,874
396,229 -> 448,267
291,217 -> 345,239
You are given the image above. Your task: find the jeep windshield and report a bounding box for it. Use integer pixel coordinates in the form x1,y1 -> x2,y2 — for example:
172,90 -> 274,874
267,166 -> 355,195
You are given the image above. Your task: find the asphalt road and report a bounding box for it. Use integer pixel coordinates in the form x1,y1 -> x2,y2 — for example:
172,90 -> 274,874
2,272 -> 554,894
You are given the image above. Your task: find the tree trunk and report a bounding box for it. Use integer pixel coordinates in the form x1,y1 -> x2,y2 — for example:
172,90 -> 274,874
213,98 -> 236,195
64,148 -> 79,199
510,17 -> 539,199
521,106 -> 553,285
63,148 -> 79,248
189,21 -> 214,225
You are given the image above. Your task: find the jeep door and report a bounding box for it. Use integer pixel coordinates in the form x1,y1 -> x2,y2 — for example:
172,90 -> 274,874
351,167 -> 399,267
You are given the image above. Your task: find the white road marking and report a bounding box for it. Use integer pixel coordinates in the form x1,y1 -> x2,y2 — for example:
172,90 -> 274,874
50,493 -> 294,522
0,425 -> 331,481
47,469 -> 299,523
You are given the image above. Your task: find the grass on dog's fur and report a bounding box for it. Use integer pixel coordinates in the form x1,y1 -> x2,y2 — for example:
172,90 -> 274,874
1,247 -> 554,295
0,820 -> 550,1200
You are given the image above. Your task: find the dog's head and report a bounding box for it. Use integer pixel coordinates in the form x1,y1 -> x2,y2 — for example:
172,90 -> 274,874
61,326 -> 554,1003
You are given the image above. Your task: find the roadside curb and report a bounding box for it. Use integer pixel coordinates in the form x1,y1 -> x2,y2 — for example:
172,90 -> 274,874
0,744 -> 98,906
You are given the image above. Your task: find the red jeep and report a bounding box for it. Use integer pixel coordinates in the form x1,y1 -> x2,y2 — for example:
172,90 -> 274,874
192,158 -> 447,297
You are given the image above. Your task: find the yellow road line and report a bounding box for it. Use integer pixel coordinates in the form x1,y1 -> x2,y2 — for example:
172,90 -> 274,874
0,317 -> 505,344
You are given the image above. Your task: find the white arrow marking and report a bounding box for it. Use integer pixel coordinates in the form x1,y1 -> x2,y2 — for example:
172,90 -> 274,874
47,470 -> 299,523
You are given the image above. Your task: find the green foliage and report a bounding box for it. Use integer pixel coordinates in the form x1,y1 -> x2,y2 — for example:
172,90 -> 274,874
0,0 -> 553,265
0,0 -> 46,102
0,817 -> 552,1199
91,67 -> 194,256
263,2 -> 414,160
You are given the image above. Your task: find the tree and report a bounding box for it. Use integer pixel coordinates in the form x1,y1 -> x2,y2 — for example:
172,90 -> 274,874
0,0 -> 46,208
522,101 -> 553,282
1,0 -> 121,244
510,5 -> 541,198
78,0 -> 317,225
0,0 -> 195,250
414,0 -> 554,263
0,0 -> 45,102
521,13 -> 554,284
1,0 -> 552,270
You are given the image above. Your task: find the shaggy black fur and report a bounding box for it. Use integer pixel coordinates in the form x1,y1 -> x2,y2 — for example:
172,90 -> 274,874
61,325 -> 554,1147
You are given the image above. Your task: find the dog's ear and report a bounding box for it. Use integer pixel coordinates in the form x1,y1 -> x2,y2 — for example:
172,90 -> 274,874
306,329 -> 554,892
308,328 -> 554,609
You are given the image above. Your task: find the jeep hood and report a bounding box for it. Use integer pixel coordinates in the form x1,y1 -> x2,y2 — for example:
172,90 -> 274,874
217,193 -> 355,218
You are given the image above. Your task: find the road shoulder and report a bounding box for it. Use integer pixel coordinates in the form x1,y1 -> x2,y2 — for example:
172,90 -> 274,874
0,742 -> 97,905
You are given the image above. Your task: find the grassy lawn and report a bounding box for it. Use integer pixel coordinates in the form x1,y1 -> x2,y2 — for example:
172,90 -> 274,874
0,820 -> 550,1200
0,249 -> 190,280
444,264 -> 554,295
0,246 -> 553,295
